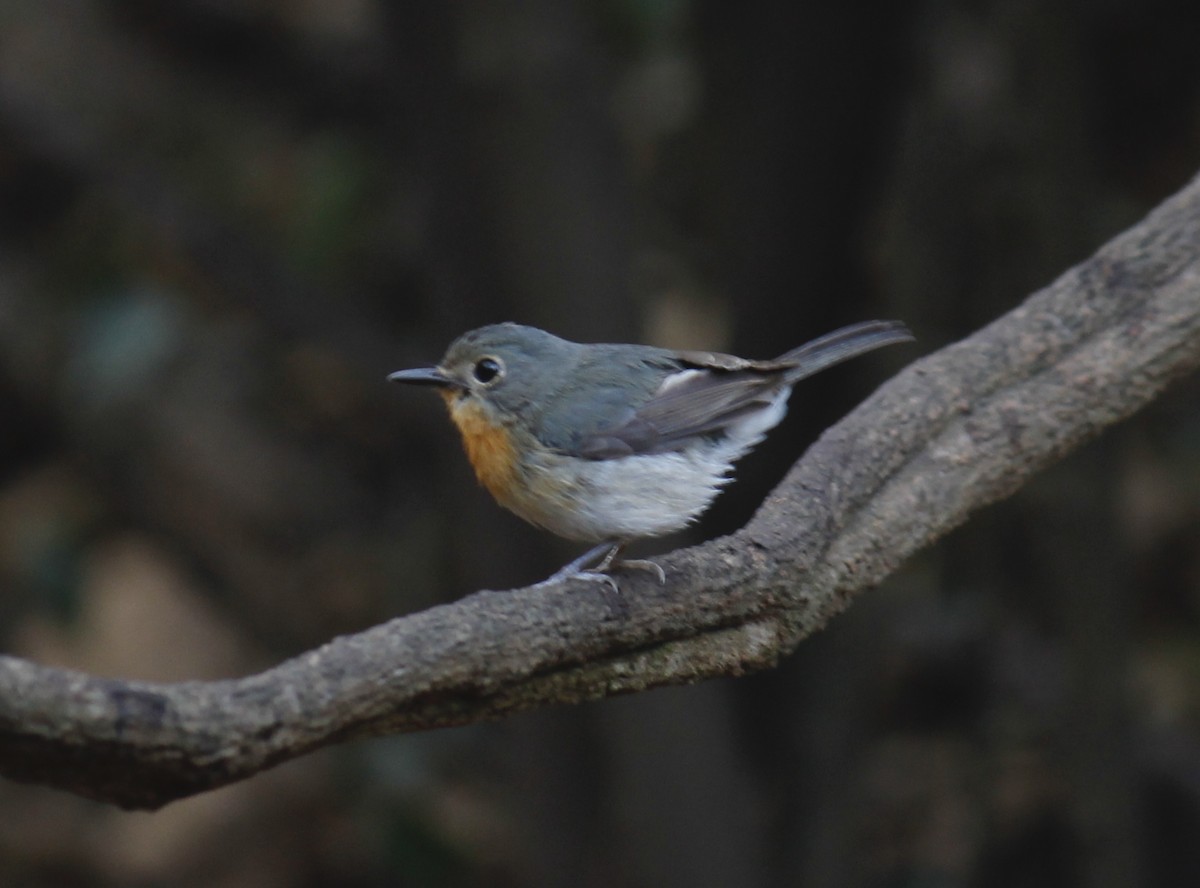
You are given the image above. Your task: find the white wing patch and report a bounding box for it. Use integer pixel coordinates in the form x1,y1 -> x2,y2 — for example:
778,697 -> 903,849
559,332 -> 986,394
654,368 -> 706,393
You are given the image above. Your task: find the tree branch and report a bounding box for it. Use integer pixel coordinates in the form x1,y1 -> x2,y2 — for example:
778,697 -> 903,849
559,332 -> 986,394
3,172 -> 1200,810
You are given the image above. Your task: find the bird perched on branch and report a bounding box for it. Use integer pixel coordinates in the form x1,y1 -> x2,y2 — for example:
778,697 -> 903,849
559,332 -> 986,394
390,320 -> 913,590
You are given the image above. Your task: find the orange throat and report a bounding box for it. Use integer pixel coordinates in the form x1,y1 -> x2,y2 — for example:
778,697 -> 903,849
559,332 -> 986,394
442,391 -> 519,504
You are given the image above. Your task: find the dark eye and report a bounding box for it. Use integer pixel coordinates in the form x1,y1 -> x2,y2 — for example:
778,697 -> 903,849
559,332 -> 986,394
472,356 -> 503,384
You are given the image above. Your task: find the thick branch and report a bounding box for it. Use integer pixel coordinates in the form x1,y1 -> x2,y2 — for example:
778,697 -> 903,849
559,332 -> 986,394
3,173 -> 1200,809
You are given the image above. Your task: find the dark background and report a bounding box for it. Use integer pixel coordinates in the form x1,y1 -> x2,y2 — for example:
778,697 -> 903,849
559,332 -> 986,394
1,1 -> 1199,886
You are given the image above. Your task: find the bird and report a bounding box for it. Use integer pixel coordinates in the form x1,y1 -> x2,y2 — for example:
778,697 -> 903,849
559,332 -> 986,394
389,320 -> 913,590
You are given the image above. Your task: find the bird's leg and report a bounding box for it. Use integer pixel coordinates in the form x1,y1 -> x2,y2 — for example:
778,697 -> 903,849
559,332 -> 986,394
539,542 -> 619,589
593,543 -> 666,585
538,541 -> 667,591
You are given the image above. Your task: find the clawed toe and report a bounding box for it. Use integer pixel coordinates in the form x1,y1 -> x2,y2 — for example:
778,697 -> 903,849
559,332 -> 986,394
539,541 -> 666,593
565,568 -> 621,594
563,568 -> 627,617
614,558 -> 666,585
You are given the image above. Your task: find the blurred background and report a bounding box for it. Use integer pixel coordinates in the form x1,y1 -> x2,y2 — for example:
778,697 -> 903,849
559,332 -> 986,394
1,1 -> 1199,886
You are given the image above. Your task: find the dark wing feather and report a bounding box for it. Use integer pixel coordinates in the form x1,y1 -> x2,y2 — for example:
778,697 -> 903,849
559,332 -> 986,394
574,369 -> 784,458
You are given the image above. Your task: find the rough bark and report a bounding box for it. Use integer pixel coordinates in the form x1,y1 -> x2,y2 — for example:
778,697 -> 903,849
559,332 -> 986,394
2,172 -> 1199,810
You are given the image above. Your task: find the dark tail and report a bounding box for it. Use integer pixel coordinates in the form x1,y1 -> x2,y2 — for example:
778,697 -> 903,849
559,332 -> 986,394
778,320 -> 913,384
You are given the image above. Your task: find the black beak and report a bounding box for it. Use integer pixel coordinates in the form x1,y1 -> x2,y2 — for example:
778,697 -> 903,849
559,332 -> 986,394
387,366 -> 457,388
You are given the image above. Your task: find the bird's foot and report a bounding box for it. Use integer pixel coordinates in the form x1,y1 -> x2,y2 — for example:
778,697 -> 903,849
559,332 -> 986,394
609,557 -> 666,585
538,542 -> 619,590
537,542 -> 666,593
591,542 -> 666,586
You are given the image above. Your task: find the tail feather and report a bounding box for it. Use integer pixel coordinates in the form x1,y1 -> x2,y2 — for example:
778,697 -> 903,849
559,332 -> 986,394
779,320 -> 913,384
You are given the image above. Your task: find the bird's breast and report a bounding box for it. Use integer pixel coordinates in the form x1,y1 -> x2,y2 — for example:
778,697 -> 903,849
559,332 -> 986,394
442,392 -> 521,506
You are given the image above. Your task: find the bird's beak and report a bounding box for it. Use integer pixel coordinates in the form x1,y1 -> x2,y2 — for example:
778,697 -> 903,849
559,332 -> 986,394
387,366 -> 458,388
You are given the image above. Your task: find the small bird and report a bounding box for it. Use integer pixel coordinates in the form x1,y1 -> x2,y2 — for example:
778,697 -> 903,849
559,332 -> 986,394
390,320 -> 912,589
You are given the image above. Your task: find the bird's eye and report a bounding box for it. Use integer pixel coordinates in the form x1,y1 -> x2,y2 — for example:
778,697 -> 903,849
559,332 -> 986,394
472,356 -> 504,384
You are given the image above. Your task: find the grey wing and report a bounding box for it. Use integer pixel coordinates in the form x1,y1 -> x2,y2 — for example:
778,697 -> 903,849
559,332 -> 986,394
555,320 -> 912,460
573,369 -> 784,459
